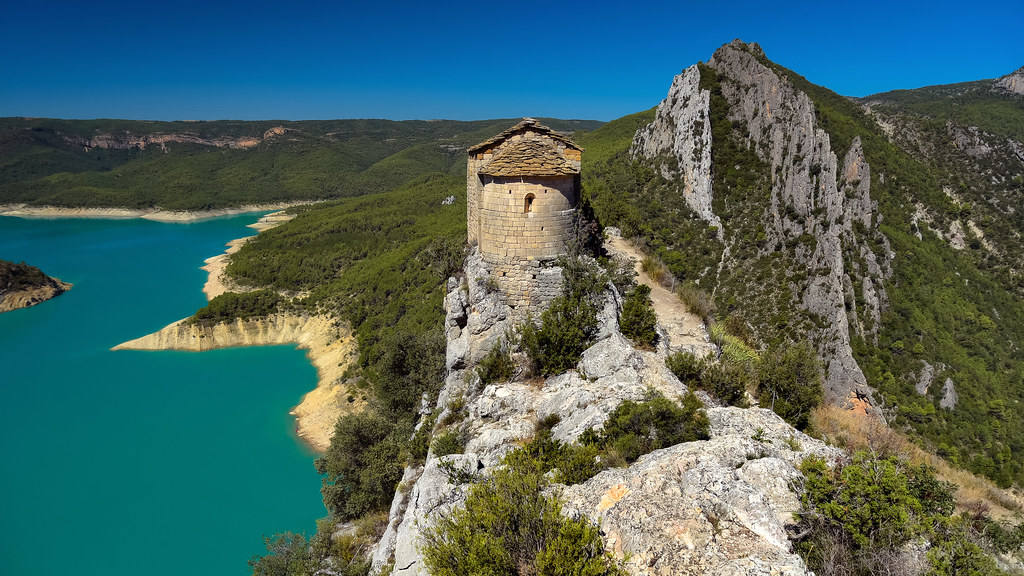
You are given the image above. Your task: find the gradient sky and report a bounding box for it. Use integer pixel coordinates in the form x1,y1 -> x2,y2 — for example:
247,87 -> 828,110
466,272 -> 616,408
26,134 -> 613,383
1,0 -> 1021,121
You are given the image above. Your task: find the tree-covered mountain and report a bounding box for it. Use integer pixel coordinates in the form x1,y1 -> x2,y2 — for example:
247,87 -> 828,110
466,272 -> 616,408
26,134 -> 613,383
0,117 -> 601,210
581,40 -> 1024,488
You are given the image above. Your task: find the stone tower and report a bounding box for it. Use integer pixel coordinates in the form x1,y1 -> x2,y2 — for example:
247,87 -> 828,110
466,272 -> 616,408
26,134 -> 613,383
466,118 -> 582,314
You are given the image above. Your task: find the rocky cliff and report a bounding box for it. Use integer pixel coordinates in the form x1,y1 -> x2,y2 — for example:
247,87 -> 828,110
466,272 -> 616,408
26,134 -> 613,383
632,65 -> 719,230
633,40 -> 891,408
368,247 -> 842,576
64,125 -> 288,152
0,260 -> 71,313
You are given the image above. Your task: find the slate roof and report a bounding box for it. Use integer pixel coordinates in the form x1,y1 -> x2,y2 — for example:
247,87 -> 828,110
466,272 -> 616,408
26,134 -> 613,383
477,135 -> 579,177
467,117 -> 581,154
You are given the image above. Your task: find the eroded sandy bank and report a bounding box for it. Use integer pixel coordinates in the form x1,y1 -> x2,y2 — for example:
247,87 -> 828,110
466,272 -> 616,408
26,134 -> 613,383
0,279 -> 72,313
113,313 -> 360,452
0,201 -> 315,223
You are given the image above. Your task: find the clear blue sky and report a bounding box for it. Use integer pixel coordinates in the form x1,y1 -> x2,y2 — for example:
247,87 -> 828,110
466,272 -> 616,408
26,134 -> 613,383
1,0 -> 1021,121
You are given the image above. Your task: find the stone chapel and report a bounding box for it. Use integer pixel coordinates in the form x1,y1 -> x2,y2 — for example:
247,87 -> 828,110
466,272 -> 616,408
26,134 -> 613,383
466,118 -> 582,314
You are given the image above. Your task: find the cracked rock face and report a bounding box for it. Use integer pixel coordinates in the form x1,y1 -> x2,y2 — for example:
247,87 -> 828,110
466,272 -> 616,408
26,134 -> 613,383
632,64 -> 719,229
698,41 -> 891,408
371,252 -> 842,576
560,407 -> 843,576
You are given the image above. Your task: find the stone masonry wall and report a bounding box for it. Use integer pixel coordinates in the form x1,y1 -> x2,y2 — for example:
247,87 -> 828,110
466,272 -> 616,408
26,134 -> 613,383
478,176 -> 574,316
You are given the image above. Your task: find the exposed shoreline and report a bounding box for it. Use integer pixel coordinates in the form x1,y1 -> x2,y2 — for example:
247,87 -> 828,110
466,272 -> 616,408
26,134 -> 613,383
113,314 -> 359,452
111,209 -> 357,453
0,201 -> 318,223
201,210 -> 295,300
0,279 -> 72,313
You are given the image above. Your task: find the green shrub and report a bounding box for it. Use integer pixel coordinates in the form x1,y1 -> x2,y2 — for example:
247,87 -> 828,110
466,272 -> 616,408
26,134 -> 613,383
476,341 -> 515,384
794,451 -> 978,575
926,518 -> 1003,576
431,429 -> 466,458
592,391 -> 709,464
698,361 -> 751,407
316,411 -> 413,521
421,454 -> 622,576
666,350 -> 703,384
520,258 -> 605,376
620,284 -> 658,348
192,289 -> 281,324
408,413 -> 438,465
756,341 -> 823,430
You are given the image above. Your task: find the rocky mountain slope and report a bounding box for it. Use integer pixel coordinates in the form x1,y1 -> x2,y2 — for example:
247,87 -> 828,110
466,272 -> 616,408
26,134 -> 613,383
0,260 -> 71,313
368,248 -> 843,576
583,40 -> 1024,487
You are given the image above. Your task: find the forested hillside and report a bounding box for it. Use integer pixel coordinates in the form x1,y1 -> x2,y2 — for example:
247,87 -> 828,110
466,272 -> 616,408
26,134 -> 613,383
0,117 -> 600,210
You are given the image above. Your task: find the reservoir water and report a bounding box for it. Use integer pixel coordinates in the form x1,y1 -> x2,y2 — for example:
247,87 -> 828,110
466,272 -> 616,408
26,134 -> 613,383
0,215 -> 325,576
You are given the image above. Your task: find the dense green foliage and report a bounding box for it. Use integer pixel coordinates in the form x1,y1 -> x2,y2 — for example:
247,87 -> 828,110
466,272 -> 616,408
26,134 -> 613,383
756,342 -> 823,430
618,284 -> 658,347
0,117 -> 600,209
520,258 -> 606,376
191,290 -> 282,325
430,429 -> 467,458
587,391 -> 709,464
0,259 -> 56,293
248,528 -> 372,576
315,411 -> 413,521
476,341 -> 515,384
795,452 -> 1005,576
421,452 -> 623,576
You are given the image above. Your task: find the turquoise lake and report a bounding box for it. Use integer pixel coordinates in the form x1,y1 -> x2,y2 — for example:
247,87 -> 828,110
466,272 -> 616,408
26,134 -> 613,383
0,215 -> 325,576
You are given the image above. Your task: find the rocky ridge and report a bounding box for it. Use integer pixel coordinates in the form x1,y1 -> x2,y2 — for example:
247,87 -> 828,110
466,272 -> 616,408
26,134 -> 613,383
369,246 -> 843,576
635,40 -> 893,408
995,66 -> 1024,96
64,125 -> 288,152
632,65 -> 719,230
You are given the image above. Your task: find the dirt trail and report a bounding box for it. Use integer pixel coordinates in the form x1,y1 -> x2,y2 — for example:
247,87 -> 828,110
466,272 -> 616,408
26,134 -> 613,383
607,235 -> 715,357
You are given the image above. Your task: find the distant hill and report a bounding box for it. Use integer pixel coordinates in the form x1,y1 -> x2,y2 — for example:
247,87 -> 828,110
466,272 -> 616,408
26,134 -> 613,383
0,117 -> 602,210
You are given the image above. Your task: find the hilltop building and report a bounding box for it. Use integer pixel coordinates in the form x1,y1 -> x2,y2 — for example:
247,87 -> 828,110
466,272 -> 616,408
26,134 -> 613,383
466,118 -> 582,314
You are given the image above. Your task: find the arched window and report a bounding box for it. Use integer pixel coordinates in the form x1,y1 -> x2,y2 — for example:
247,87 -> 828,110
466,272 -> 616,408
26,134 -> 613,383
524,193 -> 535,213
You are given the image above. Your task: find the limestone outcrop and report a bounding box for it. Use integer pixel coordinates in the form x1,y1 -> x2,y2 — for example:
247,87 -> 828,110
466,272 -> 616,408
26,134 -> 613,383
370,246 -> 838,576
633,40 -> 892,409
705,41 -> 891,407
63,125 -> 290,152
632,65 -> 719,230
561,407 -> 843,576
994,66 -> 1024,96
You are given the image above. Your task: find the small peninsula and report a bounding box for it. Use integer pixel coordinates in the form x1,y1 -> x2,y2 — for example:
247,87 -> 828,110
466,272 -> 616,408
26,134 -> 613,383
0,260 -> 71,313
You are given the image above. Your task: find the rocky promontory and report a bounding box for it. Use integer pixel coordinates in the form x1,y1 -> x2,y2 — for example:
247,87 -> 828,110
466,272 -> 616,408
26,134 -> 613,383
368,247 -> 841,576
0,260 -> 71,313
114,313 -> 359,452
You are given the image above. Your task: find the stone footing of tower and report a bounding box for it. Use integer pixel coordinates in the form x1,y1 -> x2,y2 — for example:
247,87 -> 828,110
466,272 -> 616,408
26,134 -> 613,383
469,249 -> 563,323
